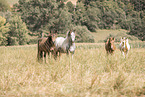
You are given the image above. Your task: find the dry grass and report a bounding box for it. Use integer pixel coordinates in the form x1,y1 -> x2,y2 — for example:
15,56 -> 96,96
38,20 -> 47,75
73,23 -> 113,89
0,43 -> 145,96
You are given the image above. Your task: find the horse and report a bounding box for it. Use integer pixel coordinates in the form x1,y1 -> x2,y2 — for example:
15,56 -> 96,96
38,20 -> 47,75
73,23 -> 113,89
37,34 -> 56,62
54,30 -> 75,59
105,37 -> 116,55
119,37 -> 130,57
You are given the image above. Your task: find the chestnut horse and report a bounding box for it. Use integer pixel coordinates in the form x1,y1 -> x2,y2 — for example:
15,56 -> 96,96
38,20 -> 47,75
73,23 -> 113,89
105,37 -> 116,54
37,34 -> 55,62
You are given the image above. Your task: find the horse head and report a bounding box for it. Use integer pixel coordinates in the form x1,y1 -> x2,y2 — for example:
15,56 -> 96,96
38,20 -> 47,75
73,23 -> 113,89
66,30 -> 75,43
47,33 -> 56,52
71,31 -> 75,42
120,37 -> 129,51
108,37 -> 115,50
121,37 -> 127,48
105,37 -> 116,54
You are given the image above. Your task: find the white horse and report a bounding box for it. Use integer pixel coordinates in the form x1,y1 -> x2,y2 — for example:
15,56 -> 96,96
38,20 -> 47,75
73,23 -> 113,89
54,30 -> 75,59
119,37 -> 130,57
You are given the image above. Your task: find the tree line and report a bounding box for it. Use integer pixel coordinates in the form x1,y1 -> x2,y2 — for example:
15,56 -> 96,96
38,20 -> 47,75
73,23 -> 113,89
0,0 -> 145,46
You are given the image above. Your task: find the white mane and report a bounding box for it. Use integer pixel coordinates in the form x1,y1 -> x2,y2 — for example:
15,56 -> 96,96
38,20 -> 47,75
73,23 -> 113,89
119,37 -> 130,57
54,30 -> 76,58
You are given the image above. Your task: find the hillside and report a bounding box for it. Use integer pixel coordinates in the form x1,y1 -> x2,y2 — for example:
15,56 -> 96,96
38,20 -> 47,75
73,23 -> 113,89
1,0 -> 144,46
91,29 -> 140,43
6,0 -> 77,6
6,0 -> 18,6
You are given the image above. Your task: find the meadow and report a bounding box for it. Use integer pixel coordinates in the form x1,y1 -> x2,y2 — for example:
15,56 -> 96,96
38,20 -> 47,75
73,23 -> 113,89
0,42 -> 145,96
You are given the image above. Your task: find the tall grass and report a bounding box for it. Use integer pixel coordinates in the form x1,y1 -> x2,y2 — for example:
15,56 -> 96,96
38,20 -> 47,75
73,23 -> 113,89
0,44 -> 145,96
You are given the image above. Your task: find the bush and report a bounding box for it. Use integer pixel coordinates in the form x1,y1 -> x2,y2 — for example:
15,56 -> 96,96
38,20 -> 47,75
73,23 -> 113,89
73,26 -> 95,43
0,16 -> 9,45
0,0 -> 10,12
66,1 -> 75,13
103,32 -> 139,43
7,14 -> 29,45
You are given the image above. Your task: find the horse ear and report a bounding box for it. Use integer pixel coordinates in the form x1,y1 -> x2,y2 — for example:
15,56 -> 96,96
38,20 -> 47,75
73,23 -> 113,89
73,30 -> 76,35
113,37 -> 115,41
121,37 -> 123,42
126,38 -> 128,42
67,30 -> 71,36
106,38 -> 109,43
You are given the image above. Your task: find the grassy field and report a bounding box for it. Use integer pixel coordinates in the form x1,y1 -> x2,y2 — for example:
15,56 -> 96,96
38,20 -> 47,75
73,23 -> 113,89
0,43 -> 145,96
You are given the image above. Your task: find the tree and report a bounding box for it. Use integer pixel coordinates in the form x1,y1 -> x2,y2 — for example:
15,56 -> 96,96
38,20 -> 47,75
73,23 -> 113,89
85,3 -> 101,31
7,14 -> 29,45
129,16 -> 145,41
74,26 -> 95,43
0,16 -> 9,45
73,2 -> 87,26
0,0 -> 10,12
45,7 -> 72,33
66,1 -> 75,13
14,0 -> 58,33
130,0 -> 145,11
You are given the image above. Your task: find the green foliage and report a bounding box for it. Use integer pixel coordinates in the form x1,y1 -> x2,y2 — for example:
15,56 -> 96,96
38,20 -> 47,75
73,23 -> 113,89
129,17 -> 145,41
7,14 -> 29,45
0,0 -> 10,12
0,11 -> 12,23
73,2 -> 86,26
11,0 -> 145,43
129,0 -> 145,11
0,16 -> 9,45
66,1 -> 74,13
14,0 -> 58,32
47,7 -> 72,34
0,16 -> 6,26
84,3 -> 101,31
74,26 -> 95,43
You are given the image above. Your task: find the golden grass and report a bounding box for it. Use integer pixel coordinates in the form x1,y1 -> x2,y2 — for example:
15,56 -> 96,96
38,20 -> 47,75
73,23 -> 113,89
0,44 -> 145,96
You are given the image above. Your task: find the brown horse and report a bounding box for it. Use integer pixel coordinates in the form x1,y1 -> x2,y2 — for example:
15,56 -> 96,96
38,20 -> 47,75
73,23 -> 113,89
105,37 -> 116,54
37,34 -> 56,62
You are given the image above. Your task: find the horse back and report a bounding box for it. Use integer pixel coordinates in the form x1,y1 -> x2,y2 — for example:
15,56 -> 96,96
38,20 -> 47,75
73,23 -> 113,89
55,37 -> 65,47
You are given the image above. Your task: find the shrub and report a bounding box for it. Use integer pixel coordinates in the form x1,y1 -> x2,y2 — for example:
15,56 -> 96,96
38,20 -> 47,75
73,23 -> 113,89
0,0 -> 10,12
7,14 -> 29,45
73,26 -> 95,43
0,16 -> 9,45
104,32 -> 138,43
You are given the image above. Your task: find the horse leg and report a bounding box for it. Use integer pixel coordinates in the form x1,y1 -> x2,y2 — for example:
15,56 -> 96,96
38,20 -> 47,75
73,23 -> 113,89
47,51 -> 50,59
71,52 -> 74,59
37,51 -> 40,60
53,51 -> 58,60
66,50 -> 69,56
37,51 -> 43,62
58,51 -> 61,58
122,51 -> 125,58
40,51 -> 43,58
44,52 -> 46,63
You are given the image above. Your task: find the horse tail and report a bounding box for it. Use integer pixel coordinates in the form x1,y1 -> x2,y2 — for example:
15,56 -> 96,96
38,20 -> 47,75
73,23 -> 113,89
37,39 -> 40,60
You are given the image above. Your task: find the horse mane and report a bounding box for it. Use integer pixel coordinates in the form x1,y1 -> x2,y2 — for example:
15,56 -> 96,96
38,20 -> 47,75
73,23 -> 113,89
105,37 -> 116,54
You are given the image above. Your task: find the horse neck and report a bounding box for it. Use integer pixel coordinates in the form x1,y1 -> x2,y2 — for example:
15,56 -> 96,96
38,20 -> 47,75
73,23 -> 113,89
46,36 -> 53,46
63,36 -> 72,46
